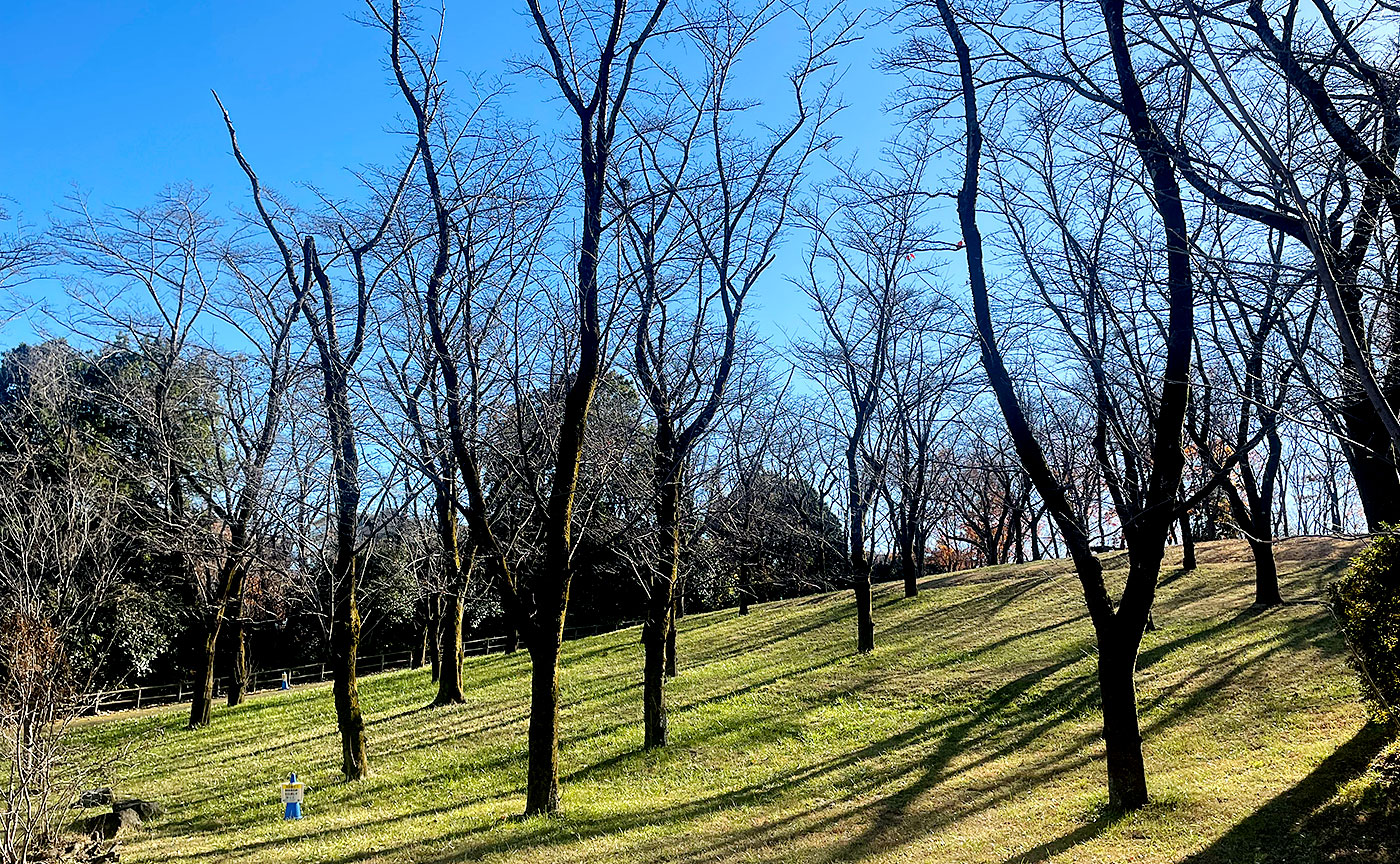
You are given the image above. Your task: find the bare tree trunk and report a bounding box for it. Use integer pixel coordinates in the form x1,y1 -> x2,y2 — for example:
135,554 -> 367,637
525,631 -> 562,813
432,484 -> 467,706
433,591 -> 465,705
1341,396 -> 1400,529
1099,641 -> 1148,809
226,616 -> 248,707
1251,539 -> 1281,605
934,0 -> 1188,811
642,592 -> 671,748
900,525 -> 919,597
850,457 -> 876,653
519,0 -> 670,813
411,625 -> 426,670
331,549 -> 367,780
188,624 -> 219,729
1180,512 -> 1197,572
853,572 -> 875,654
644,453 -> 679,747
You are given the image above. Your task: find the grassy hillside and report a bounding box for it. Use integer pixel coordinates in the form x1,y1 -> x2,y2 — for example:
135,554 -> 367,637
77,538 -> 1397,863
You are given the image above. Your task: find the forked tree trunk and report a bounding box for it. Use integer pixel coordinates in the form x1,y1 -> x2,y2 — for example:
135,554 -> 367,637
190,558 -> 248,726
937,0 -> 1186,813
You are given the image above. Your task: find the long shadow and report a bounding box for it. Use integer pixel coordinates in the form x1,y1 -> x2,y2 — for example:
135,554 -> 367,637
125,543 -> 1369,864
1177,723 -> 1392,864
1003,816 -> 1117,863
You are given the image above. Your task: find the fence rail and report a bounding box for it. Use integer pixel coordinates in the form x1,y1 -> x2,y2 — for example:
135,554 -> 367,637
81,619 -> 641,716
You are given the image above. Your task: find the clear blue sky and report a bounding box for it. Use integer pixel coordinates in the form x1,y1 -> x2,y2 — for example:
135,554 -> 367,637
0,1 -> 904,345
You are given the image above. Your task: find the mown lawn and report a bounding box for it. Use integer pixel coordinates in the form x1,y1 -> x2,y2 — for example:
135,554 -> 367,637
76,538 -> 1397,863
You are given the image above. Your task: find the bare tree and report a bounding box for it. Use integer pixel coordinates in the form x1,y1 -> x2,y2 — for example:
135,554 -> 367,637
613,0 -> 845,748
878,315 -> 970,594
214,91 -> 415,780
370,0 -> 561,709
503,0 -> 672,813
912,0 -> 1230,808
0,201 -> 45,318
1189,222 -> 1309,604
798,141 -> 941,653
48,188 -> 255,729
1142,0 -> 1400,529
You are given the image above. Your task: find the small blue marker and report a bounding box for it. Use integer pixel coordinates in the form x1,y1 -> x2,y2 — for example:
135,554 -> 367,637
282,773 -> 304,820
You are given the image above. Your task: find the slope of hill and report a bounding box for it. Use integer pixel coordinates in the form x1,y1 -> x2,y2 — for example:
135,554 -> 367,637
77,538 -> 1397,863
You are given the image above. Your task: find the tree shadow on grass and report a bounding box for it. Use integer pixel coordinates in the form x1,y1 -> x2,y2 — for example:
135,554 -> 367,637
1179,722 -> 1393,863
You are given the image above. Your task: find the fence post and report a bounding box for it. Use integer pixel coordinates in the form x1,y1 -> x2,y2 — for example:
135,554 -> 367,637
134,687 -> 142,710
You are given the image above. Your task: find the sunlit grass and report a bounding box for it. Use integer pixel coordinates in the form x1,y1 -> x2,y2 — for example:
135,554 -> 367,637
75,537 -> 1393,863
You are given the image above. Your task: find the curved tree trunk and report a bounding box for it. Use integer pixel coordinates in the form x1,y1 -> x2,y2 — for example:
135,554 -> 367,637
1340,396 -> 1400,530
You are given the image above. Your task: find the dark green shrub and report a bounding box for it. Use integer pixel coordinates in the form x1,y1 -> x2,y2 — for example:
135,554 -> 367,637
1330,529 -> 1400,724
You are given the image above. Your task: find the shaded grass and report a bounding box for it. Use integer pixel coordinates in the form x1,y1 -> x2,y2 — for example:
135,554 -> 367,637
75,538 -> 1393,863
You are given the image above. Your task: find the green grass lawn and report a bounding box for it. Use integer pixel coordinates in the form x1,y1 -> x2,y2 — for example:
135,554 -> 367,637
77,538 -> 1397,863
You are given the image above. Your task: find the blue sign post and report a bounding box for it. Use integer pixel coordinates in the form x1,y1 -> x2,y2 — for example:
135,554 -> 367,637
281,773 -> 304,820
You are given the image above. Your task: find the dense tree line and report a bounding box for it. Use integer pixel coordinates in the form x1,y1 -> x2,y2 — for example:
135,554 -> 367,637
0,0 -> 1394,844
